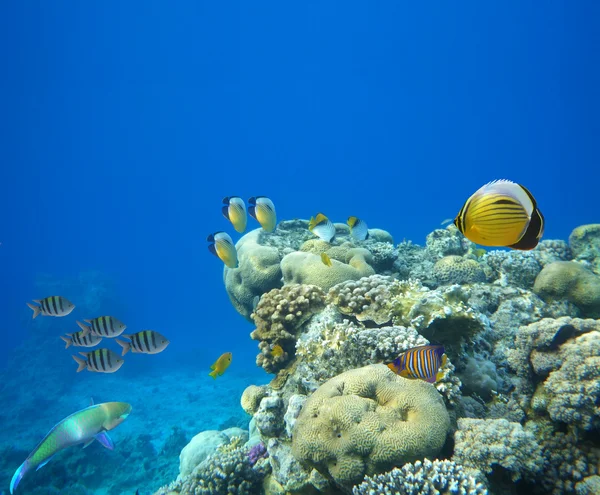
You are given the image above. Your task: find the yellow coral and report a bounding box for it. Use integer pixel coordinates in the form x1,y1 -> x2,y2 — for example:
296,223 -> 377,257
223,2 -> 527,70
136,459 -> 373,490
291,364 -> 450,489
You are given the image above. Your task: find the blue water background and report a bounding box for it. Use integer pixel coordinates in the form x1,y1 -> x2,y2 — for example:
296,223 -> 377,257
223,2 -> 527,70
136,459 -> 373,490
0,0 -> 598,469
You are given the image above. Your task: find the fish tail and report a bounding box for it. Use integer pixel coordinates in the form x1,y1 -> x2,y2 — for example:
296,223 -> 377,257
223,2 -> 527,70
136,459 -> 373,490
72,355 -> 87,372
76,321 -> 91,338
10,459 -> 30,494
116,339 -> 130,356
208,370 -> 218,379
26,303 -> 40,319
60,335 -> 72,349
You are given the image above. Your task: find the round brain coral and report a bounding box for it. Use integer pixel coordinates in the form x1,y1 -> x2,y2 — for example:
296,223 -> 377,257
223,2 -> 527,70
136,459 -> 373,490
291,364 -> 451,489
433,255 -> 486,285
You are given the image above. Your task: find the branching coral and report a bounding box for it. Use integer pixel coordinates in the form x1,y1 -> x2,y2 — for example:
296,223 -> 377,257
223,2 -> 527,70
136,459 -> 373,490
352,458 -> 488,495
453,418 -> 543,482
250,284 -> 326,373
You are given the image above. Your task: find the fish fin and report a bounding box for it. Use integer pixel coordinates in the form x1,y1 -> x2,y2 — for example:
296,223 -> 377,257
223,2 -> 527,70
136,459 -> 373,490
207,243 -> 218,257
386,363 -> 398,373
116,339 -> 130,356
94,432 -> 114,450
83,439 -> 94,448
221,205 -> 231,221
60,335 -> 72,349
121,334 -> 131,340
209,370 -> 218,379
27,302 -> 40,319
84,319 -> 91,323
36,455 -> 56,471
33,299 -> 41,303
442,354 -> 447,367
90,397 -> 94,406
10,459 -> 30,494
435,370 -> 444,383
248,205 -> 257,221
425,375 -> 438,384
72,355 -> 87,372
76,321 -> 91,337
398,369 -> 411,378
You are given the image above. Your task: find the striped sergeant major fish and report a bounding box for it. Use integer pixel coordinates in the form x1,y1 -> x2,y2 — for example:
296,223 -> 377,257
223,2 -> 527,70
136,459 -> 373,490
116,330 -> 170,356
60,330 -> 102,349
26,296 -> 75,319
72,348 -> 124,373
10,400 -> 131,493
77,316 -> 126,338
387,345 -> 447,384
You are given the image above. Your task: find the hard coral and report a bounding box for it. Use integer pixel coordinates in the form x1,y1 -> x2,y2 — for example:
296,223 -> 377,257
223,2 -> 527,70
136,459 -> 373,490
241,385 -> 269,416
353,458 -> 488,495
250,284 -> 326,373
291,364 -> 451,489
453,418 -> 543,482
533,261 -> 600,317
569,224 -> 600,273
433,255 -> 486,285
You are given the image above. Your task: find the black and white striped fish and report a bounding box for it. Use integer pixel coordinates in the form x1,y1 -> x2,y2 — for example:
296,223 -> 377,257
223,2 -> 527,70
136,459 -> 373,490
347,216 -> 369,241
116,330 -> 170,356
77,316 -> 126,338
27,296 -> 75,319
72,348 -> 124,373
60,330 -> 102,349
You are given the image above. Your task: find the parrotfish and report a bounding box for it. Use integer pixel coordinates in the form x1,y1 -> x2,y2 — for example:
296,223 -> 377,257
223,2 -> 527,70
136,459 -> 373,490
222,196 -> 247,233
207,232 -> 239,268
308,213 -> 335,242
454,179 -> 544,250
10,401 -> 131,493
248,196 -> 277,232
116,330 -> 170,356
209,352 -> 232,379
77,316 -> 127,338
26,296 -> 75,319
347,216 -> 369,241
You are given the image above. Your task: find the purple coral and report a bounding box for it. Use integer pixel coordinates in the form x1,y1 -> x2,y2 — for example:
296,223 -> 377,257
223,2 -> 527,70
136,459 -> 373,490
248,442 -> 268,466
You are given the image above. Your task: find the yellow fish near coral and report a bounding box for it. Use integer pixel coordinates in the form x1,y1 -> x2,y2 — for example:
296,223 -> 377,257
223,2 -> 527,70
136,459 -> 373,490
320,252 -> 332,267
222,196 -> 247,233
308,213 -> 335,242
454,180 -> 545,250
271,344 -> 284,357
207,232 -> 238,268
209,352 -> 232,378
248,196 -> 277,232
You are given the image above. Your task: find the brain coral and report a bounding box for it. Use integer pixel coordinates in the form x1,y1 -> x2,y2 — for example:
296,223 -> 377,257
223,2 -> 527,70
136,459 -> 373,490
533,261 -> 600,317
281,250 -> 375,291
433,255 -> 486,285
250,284 -> 326,373
291,364 -> 451,489
224,229 -> 283,321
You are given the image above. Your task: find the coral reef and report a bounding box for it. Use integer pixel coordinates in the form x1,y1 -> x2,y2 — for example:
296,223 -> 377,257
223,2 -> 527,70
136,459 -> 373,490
453,418 -> 543,482
433,255 -> 486,285
352,458 -> 488,495
241,385 -> 269,416
291,364 -> 451,489
569,224 -> 600,274
250,284 -> 326,373
533,261 -> 600,317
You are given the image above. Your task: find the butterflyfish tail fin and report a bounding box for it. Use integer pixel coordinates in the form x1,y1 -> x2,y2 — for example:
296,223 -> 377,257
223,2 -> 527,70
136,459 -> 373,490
72,355 -> 87,373
27,302 -> 40,319
60,335 -> 72,349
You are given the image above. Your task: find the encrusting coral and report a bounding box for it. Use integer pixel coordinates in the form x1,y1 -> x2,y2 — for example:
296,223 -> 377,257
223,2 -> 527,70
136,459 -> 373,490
352,458 -> 488,495
250,284 -> 326,373
569,224 -> 600,274
433,255 -> 486,285
291,364 -> 451,489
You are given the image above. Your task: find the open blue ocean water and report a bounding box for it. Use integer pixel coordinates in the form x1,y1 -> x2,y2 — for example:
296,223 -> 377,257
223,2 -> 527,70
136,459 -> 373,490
1,2 -> 599,494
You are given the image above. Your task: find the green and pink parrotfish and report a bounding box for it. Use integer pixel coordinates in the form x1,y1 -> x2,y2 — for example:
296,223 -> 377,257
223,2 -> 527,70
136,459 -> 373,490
10,401 -> 131,494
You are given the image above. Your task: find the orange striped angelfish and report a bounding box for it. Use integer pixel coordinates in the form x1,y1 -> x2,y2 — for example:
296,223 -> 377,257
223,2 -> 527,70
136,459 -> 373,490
453,180 -> 544,250
387,345 -> 447,383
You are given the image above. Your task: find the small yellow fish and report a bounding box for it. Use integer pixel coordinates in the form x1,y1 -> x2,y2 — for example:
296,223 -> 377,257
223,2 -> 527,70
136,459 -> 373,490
271,344 -> 284,357
248,197 -> 277,232
209,352 -> 232,379
222,196 -> 247,233
320,252 -> 332,267
207,232 -> 238,268
470,247 -> 487,258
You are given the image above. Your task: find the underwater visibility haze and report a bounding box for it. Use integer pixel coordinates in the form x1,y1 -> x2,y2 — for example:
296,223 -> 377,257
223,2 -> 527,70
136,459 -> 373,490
1,2 -> 600,494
